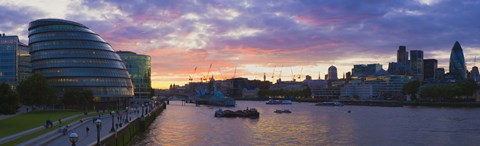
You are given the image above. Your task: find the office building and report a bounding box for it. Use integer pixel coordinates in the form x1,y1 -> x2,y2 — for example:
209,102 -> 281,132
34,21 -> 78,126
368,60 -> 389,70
410,50 -> 424,80
0,34 -> 31,86
28,19 -> 133,104
117,51 -> 152,98
435,68 -> 445,81
327,65 -> 338,80
470,66 -> 479,82
352,64 -> 383,77
423,59 -> 437,81
397,46 -> 409,74
449,41 -> 467,81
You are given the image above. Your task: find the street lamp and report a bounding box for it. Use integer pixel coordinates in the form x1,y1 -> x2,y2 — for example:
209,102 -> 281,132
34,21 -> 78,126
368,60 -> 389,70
125,107 -> 129,123
95,119 -> 102,146
141,104 -> 145,116
110,111 -> 115,132
69,132 -> 78,146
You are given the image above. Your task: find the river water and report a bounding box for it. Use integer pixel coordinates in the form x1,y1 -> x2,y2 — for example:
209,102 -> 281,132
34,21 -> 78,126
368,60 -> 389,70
133,101 -> 480,146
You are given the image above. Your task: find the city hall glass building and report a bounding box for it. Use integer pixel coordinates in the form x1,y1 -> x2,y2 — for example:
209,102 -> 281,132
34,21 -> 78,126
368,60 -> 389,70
28,19 -> 133,104
117,51 -> 152,98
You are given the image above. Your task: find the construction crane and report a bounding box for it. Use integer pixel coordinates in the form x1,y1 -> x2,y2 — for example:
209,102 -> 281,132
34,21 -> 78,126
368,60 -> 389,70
290,67 -> 296,81
298,66 -> 303,80
206,63 -> 212,80
271,65 -> 276,81
217,67 -> 226,80
189,66 -> 197,82
278,65 -> 283,81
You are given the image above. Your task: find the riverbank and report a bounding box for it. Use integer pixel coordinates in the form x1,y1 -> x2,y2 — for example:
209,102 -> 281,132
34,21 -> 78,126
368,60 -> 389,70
235,97 -> 480,107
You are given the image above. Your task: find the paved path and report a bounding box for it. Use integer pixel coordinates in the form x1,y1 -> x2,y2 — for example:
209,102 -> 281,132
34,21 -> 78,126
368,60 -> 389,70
42,108 -> 150,146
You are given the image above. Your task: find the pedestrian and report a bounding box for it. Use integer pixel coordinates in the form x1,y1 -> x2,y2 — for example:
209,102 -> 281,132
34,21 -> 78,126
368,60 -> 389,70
86,126 -> 90,136
58,118 -> 62,124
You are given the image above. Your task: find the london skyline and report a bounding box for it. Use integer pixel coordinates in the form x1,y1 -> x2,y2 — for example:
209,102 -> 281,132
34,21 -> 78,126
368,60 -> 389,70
1,0 -> 480,88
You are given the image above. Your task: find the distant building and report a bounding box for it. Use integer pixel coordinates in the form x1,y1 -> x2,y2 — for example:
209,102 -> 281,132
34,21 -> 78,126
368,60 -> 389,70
304,75 -> 312,81
449,41 -> 467,81
410,50 -> 424,80
340,75 -> 412,100
470,66 -> 479,82
352,64 -> 383,77
0,34 -> 31,87
117,51 -> 152,98
327,65 -> 338,80
435,68 -> 445,81
423,59 -> 438,81
397,46 -> 409,74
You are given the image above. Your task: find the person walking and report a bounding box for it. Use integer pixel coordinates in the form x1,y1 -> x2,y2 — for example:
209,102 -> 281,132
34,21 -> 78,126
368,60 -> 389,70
86,126 -> 90,136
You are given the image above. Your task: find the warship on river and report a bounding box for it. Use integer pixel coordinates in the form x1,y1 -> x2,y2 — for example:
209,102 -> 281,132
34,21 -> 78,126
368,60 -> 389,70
194,76 -> 236,107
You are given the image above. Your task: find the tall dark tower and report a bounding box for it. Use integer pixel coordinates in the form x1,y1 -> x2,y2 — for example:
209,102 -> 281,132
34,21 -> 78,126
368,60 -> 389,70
410,50 -> 424,80
449,41 -> 467,81
397,46 -> 408,74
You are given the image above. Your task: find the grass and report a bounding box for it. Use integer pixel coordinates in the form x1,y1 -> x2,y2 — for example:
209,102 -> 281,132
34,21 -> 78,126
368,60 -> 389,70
2,114 -> 97,146
0,110 -> 81,138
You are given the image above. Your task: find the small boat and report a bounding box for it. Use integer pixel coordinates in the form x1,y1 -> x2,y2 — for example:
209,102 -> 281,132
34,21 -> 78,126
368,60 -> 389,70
274,109 -> 292,114
266,99 -> 293,105
315,101 -> 344,106
215,108 -> 259,118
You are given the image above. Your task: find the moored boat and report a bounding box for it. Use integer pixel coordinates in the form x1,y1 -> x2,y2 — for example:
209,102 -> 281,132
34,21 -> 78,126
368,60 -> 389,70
315,101 -> 344,106
266,99 -> 293,105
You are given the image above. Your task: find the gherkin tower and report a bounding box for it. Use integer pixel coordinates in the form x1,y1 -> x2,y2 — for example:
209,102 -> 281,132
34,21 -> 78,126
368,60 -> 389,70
449,41 -> 467,81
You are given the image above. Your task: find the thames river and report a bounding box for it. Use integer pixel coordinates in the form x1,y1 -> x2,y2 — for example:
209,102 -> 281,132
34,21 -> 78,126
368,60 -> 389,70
133,101 -> 480,146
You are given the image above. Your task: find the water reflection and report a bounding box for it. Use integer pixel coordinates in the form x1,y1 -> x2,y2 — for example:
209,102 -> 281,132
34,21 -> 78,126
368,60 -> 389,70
134,101 -> 480,146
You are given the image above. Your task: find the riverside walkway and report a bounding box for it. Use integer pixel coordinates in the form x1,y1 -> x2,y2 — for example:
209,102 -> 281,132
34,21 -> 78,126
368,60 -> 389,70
19,106 -> 155,146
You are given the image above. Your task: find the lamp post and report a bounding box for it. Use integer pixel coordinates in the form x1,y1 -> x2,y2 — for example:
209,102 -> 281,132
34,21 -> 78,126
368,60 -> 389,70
141,104 -> 145,116
110,111 -> 115,132
69,132 -> 78,146
125,107 -> 129,123
95,119 -> 101,146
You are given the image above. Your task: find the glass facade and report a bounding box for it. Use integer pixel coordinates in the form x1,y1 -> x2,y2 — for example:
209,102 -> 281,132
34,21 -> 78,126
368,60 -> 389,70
28,19 -> 133,100
449,41 -> 467,81
116,51 -> 152,98
0,35 -> 31,86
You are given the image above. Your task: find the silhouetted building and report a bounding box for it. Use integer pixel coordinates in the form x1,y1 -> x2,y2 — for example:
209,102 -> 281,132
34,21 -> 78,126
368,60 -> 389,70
449,41 -> 467,81
423,59 -> 437,81
29,19 -> 133,105
0,34 -> 31,86
327,65 -> 338,80
410,50 -> 424,80
435,68 -> 445,81
305,75 -> 312,81
470,66 -> 479,82
397,46 -> 409,74
352,64 -> 382,77
117,51 -> 152,98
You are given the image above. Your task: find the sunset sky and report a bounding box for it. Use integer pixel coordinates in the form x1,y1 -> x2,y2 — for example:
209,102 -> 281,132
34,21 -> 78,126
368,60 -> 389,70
1,0 -> 480,89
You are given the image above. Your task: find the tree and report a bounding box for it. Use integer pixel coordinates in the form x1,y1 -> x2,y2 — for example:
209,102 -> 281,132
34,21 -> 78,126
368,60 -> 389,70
402,80 -> 421,100
63,89 -> 94,111
16,73 -> 57,109
0,83 -> 19,114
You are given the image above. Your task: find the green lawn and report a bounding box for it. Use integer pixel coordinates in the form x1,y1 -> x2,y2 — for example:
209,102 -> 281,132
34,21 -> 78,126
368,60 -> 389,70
2,114 -> 96,146
0,110 -> 81,138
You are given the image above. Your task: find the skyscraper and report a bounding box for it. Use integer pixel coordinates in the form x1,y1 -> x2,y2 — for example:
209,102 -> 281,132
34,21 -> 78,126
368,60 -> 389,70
352,64 -> 382,77
397,46 -> 408,75
449,41 -> 467,81
410,50 -> 424,80
327,65 -> 338,80
29,19 -> 133,104
117,51 -> 152,98
435,68 -> 445,81
470,66 -> 479,82
0,34 -> 31,86
423,59 -> 437,81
